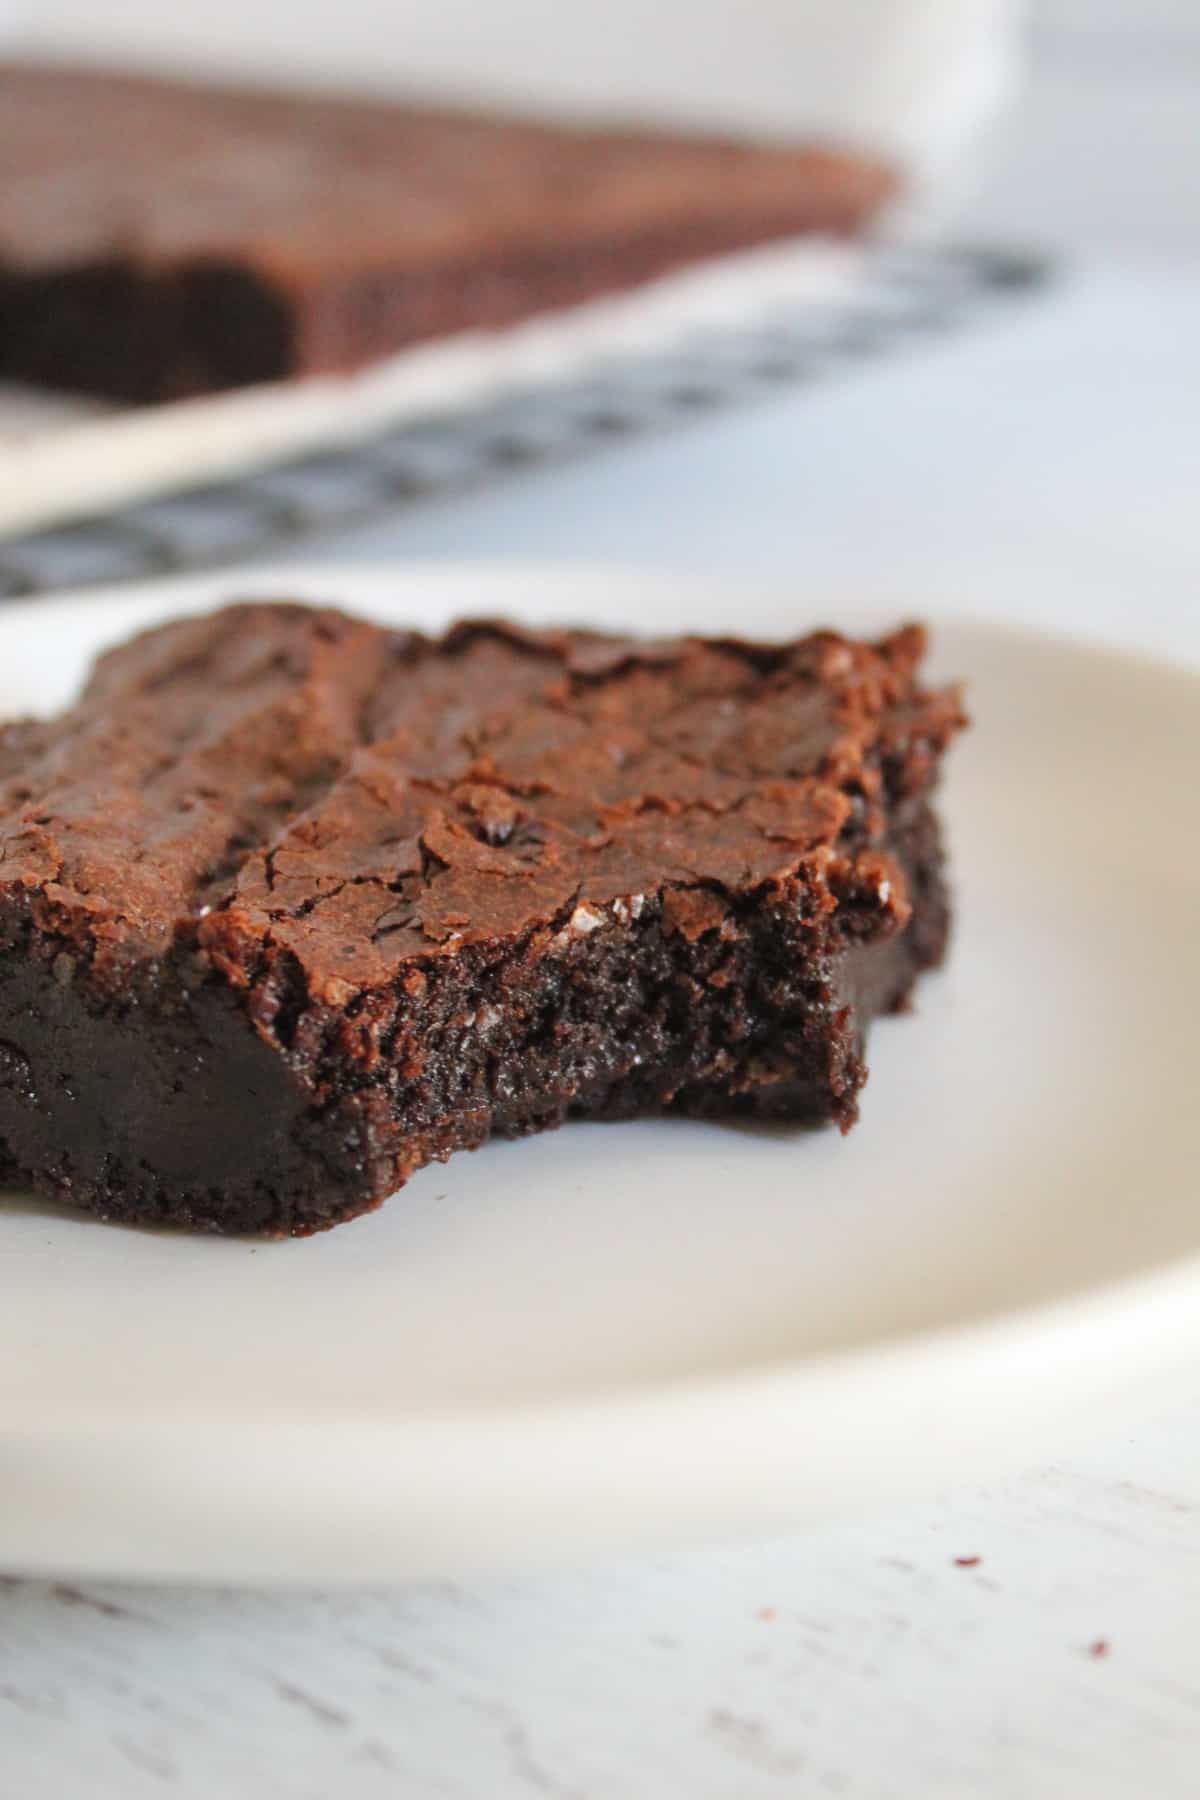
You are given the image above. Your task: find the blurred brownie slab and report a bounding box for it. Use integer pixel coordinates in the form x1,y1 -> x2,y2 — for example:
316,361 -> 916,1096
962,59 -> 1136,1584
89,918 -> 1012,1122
0,602 -> 961,1235
0,63 -> 897,402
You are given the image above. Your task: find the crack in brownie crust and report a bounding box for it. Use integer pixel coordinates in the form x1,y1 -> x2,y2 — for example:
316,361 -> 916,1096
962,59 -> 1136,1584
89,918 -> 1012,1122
0,604 -> 964,1234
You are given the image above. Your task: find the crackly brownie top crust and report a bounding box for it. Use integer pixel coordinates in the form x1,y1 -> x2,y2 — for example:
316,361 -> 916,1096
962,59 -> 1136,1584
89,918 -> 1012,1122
0,604 -> 963,1009
0,65 -> 897,274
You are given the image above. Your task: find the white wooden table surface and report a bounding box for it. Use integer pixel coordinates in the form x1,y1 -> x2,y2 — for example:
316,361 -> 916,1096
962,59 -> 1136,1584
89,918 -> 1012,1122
6,1408 -> 1200,1799
4,42 -> 1200,1798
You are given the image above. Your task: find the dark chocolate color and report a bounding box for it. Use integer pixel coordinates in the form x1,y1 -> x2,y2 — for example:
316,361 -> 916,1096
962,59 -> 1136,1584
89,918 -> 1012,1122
0,603 -> 963,1234
0,63 -> 897,402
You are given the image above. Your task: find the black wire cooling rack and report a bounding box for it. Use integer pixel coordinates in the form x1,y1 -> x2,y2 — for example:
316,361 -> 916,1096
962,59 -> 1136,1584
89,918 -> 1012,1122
0,244 -> 1049,597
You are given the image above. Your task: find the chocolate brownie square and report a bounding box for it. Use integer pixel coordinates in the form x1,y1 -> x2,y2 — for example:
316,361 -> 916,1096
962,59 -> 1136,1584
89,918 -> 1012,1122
0,603 -> 962,1233
0,63 -> 897,402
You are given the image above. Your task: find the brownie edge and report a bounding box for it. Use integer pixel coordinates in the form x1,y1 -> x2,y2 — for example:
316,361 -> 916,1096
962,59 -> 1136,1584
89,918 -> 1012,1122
0,63 -> 897,402
0,604 -> 964,1234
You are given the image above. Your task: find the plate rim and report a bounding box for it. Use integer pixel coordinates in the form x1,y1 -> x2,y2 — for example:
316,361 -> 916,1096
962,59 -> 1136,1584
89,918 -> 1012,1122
2,561 -> 1199,1577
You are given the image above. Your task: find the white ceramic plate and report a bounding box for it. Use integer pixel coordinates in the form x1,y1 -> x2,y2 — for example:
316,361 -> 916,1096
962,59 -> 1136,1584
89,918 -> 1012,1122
1,566 -> 1197,1584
